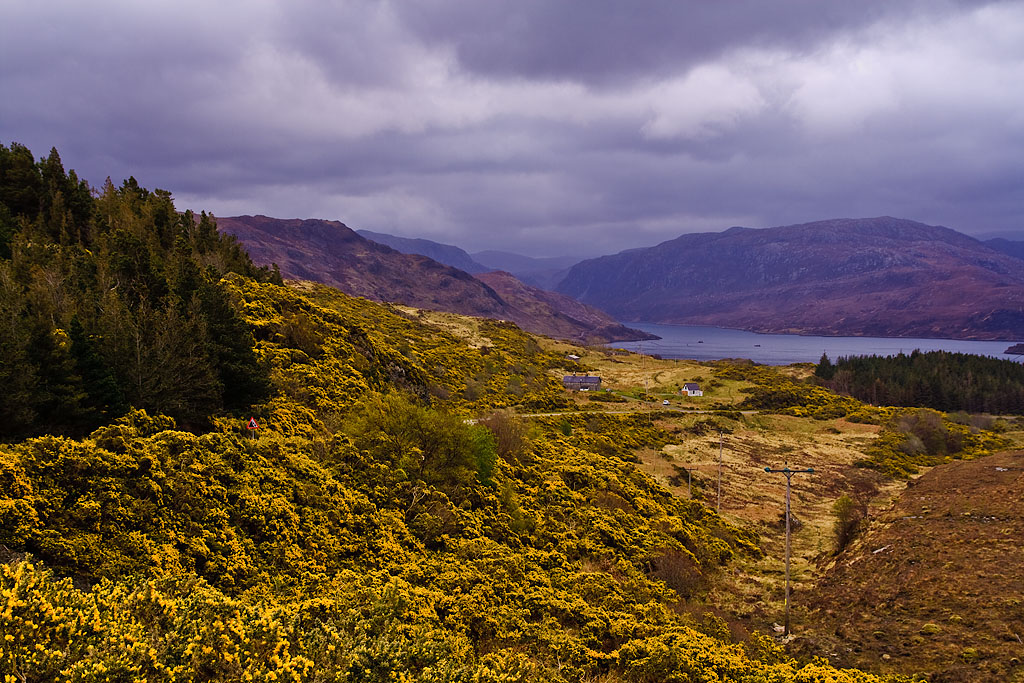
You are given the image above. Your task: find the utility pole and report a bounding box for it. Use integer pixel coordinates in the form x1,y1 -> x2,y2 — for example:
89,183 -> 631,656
763,464 -> 814,636
717,430 -> 723,514
647,377 -> 654,424
639,341 -> 646,409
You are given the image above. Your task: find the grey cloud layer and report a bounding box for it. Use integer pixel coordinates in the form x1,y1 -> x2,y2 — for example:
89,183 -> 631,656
1,0 -> 1021,256
397,0 -> 989,84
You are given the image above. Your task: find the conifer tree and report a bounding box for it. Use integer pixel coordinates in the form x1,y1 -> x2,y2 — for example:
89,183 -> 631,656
814,352 -> 835,380
0,142 -> 276,434
24,321 -> 88,433
0,142 -> 42,219
197,273 -> 271,409
69,316 -> 126,430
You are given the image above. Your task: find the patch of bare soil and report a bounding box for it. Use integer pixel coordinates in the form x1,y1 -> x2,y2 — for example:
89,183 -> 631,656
792,451 -> 1024,682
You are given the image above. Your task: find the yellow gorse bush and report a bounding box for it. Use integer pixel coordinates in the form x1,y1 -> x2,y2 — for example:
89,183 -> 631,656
1,277 -> 907,682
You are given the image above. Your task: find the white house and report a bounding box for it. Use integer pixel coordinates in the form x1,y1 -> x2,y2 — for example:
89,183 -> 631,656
682,382 -> 703,397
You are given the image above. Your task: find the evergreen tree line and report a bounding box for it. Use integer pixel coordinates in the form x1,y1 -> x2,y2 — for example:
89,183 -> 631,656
815,349 -> 1024,414
0,142 -> 281,438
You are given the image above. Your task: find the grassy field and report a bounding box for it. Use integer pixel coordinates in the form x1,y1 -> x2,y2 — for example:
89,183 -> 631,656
530,341 -> 892,620
393,306 -> 500,348
539,337 -> 754,408
641,413 -> 893,633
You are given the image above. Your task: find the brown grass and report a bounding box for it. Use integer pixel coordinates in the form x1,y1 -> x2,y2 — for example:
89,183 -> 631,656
633,411 -> 891,636
790,450 -> 1024,681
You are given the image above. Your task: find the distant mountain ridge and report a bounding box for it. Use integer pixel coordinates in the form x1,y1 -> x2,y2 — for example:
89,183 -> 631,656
472,251 -> 580,291
356,229 -> 489,274
557,217 -> 1024,340
984,238 -> 1024,262
474,271 -> 652,344
219,215 -> 653,343
219,216 -> 505,317
351,229 -> 581,291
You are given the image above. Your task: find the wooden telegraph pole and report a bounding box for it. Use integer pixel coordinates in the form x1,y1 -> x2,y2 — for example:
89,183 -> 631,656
717,430 -> 723,514
764,464 -> 814,636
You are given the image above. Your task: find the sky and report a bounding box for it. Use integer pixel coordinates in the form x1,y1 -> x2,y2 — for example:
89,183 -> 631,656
2,0 -> 1023,258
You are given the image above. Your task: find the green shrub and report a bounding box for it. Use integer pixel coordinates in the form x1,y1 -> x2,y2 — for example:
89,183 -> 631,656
861,408 -> 1009,477
832,494 -> 866,553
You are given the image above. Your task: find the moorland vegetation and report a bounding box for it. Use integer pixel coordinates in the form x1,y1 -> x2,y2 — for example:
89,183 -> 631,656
3,143 -> 1014,681
720,363 -> 1009,478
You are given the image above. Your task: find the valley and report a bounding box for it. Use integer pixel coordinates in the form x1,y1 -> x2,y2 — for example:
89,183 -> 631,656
3,144 -> 1023,682
4,0 -> 1023,673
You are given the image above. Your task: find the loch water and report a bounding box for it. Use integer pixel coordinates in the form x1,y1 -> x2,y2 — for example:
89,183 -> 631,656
612,323 -> 1022,366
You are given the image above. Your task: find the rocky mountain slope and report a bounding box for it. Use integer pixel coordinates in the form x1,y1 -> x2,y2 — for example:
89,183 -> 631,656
218,215 -> 652,343
475,270 -> 652,344
984,237 -> 1024,262
219,215 -> 508,317
557,217 -> 1024,340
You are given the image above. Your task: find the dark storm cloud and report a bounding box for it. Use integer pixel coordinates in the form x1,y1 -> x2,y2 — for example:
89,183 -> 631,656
394,0 -> 995,85
1,0 -> 1022,257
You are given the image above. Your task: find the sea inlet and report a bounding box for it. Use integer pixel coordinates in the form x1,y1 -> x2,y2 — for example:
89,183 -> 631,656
612,323 -> 1022,366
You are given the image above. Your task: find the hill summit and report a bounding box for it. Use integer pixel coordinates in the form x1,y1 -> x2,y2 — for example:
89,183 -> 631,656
557,217 -> 1024,340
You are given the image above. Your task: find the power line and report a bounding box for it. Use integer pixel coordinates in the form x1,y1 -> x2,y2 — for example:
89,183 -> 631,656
763,464 -> 814,637
717,430 -> 723,514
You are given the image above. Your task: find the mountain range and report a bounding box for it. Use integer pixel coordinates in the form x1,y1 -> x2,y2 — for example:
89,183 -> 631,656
218,216 -> 653,343
471,251 -> 579,291
355,229 -> 490,274
557,217 -> 1024,340
225,215 -> 1024,342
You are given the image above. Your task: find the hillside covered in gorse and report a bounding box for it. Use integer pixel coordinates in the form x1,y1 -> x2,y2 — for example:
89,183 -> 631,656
4,143 -> 1018,682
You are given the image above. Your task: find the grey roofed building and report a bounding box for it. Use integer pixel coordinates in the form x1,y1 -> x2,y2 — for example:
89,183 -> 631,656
563,375 -> 601,390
